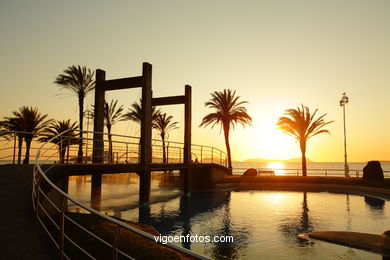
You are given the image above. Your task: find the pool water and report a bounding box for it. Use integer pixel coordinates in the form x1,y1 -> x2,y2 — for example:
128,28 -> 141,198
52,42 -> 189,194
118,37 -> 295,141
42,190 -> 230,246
68,174 -> 389,259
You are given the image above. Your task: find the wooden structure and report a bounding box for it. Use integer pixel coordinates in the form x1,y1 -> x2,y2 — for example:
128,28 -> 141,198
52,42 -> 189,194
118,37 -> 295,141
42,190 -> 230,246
92,62 -> 192,204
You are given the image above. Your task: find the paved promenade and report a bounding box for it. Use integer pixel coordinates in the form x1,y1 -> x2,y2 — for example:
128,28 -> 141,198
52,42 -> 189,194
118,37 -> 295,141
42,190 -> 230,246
0,165 -> 56,259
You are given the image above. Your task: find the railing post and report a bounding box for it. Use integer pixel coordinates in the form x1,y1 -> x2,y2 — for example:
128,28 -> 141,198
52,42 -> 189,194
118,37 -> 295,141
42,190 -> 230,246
59,197 -> 67,260
35,172 -> 43,218
60,136 -> 63,164
126,143 -> 128,163
325,170 -> 327,177
12,131 -> 16,164
220,151 -> 222,165
66,134 -> 70,164
112,226 -> 122,260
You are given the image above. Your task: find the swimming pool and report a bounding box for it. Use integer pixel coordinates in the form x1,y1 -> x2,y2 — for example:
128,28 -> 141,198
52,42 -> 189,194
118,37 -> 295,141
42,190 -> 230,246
68,174 -> 389,259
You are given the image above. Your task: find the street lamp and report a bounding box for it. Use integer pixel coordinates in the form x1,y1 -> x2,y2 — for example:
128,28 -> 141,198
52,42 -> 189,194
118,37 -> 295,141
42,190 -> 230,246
340,93 -> 350,178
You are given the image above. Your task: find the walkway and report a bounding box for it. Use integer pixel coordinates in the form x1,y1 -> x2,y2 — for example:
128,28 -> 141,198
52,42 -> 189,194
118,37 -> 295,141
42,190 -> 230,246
0,165 -> 56,259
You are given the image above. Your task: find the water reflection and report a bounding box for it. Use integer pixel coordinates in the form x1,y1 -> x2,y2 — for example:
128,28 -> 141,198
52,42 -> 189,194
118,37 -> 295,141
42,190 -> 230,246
67,175 -> 389,259
136,191 -> 250,259
137,191 -> 230,237
91,174 -> 102,211
346,194 -> 352,230
364,196 -> 385,212
279,192 -> 314,244
68,172 -> 181,214
211,193 -> 242,260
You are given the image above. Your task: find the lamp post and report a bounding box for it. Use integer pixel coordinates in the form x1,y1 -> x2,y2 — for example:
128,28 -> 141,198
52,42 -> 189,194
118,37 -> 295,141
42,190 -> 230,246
340,93 -> 350,178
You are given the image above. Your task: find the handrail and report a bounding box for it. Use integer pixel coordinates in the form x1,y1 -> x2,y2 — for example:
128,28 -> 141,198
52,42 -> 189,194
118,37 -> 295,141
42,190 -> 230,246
32,129 -> 211,259
1,129 -> 228,167
233,167 -> 390,177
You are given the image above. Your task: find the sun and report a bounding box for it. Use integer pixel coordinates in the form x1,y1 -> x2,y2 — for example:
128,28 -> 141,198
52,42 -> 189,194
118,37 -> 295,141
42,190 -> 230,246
256,124 -> 298,160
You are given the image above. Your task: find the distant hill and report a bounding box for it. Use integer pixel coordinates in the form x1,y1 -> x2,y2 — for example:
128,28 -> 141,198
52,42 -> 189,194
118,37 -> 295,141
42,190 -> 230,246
243,158 -> 313,163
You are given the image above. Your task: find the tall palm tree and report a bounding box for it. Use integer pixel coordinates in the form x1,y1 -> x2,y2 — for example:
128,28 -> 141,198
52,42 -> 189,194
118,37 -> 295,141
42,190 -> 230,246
88,100 -> 127,162
38,120 -> 79,163
124,99 -> 161,160
199,89 -> 252,171
0,117 -> 25,164
104,100 -> 127,163
54,65 -> 95,163
124,99 -> 161,126
11,106 -> 52,164
277,104 -> 333,176
152,113 -> 178,163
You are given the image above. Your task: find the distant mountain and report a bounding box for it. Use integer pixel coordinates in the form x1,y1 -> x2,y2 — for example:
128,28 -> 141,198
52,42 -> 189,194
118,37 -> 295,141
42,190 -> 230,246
243,158 -> 313,163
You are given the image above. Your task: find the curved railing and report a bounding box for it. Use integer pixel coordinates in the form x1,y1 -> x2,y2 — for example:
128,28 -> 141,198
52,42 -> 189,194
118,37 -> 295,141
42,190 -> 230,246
1,129 -> 227,167
32,129 -> 211,259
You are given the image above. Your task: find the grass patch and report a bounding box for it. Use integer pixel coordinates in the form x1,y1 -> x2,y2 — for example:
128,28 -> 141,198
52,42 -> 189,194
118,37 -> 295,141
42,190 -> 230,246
64,212 -> 195,260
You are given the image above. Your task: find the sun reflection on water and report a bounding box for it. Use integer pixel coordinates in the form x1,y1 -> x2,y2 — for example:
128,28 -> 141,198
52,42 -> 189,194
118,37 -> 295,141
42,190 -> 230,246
264,193 -> 287,204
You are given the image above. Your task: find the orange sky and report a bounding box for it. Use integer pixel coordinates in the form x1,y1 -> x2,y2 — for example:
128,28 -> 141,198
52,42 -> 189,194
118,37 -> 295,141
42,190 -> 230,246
0,1 -> 389,162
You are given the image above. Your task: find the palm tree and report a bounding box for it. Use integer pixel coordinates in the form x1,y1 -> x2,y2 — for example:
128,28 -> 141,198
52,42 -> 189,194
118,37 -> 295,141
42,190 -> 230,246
104,100 -> 127,163
199,89 -> 252,171
11,107 -> 52,164
124,99 -> 161,161
0,117 -> 25,164
152,113 -> 178,163
277,104 -> 333,176
124,99 -> 161,126
38,120 -> 79,163
88,100 -> 127,163
54,65 -> 95,163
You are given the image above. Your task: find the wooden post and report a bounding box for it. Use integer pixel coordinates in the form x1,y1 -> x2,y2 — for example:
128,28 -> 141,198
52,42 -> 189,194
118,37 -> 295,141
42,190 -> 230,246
139,63 -> 152,204
183,85 -> 192,193
93,69 -> 106,163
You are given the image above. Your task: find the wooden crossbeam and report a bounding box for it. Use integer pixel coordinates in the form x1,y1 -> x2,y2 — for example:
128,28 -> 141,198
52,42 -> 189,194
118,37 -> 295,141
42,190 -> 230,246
104,76 -> 143,91
152,95 -> 185,106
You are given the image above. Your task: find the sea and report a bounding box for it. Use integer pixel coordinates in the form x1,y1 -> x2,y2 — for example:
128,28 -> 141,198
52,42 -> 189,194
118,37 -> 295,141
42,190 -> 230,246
1,160 -> 389,177
232,161 -> 390,177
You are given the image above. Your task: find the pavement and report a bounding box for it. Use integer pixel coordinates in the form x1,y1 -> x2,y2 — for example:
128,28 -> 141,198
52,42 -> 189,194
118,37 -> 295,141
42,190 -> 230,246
0,165 -> 57,260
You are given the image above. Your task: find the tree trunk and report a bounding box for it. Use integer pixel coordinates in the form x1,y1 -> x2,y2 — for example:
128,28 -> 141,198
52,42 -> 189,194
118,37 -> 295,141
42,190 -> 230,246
300,140 -> 307,177
77,95 -> 84,163
66,145 -> 70,163
17,136 -> 23,165
161,132 -> 166,163
223,123 -> 232,174
23,138 -> 32,164
59,144 -> 67,163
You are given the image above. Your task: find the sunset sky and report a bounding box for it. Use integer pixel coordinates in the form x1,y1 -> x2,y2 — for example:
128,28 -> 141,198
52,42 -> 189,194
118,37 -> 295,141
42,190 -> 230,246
1,1 -> 389,162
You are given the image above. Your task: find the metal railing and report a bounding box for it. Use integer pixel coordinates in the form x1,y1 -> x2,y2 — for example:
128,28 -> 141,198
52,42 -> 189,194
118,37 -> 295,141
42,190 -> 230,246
1,130 -> 228,167
233,167 -> 390,178
32,129 -> 210,259
0,130 -> 53,164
